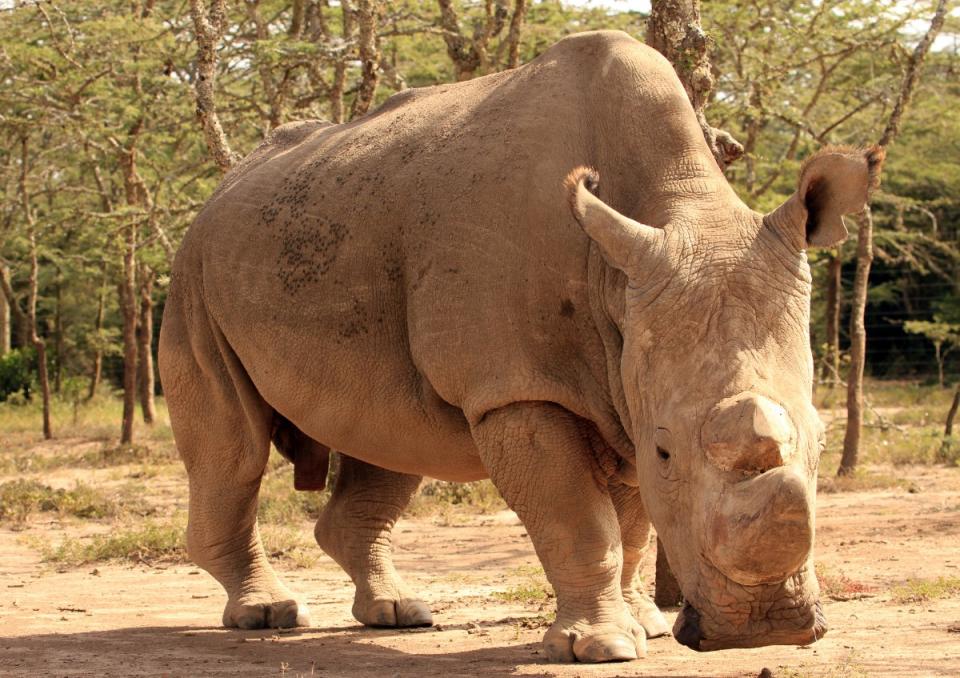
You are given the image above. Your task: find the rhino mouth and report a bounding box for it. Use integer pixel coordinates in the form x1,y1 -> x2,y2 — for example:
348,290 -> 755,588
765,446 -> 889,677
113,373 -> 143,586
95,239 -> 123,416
673,558 -> 826,652
674,599 -> 827,651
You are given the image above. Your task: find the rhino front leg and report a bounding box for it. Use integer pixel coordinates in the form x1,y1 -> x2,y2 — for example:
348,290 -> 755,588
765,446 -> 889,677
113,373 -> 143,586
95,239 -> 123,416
609,481 -> 671,639
472,403 -> 644,663
314,454 -> 432,628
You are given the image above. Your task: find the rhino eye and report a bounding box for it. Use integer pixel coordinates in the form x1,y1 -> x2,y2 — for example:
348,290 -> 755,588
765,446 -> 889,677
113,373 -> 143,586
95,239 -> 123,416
656,446 -> 671,462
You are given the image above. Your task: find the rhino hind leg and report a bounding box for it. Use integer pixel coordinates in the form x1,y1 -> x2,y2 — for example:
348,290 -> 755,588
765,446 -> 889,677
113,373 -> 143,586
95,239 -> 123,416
159,298 -> 309,630
609,482 -> 671,639
472,402 -> 645,663
314,454 -> 431,628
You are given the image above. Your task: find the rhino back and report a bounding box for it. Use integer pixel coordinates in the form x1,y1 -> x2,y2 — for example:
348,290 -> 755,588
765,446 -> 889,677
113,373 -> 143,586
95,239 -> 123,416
176,31 -> 687,477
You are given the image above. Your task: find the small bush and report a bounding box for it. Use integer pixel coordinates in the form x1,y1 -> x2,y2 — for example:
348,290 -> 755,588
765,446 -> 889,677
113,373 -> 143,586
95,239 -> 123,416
0,479 -> 122,524
0,348 -> 33,402
406,480 -> 505,517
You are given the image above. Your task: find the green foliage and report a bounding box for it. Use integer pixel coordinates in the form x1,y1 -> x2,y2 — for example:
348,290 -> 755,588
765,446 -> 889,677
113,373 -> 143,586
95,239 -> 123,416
0,0 -> 956,443
891,576 -> 960,605
0,349 -> 33,402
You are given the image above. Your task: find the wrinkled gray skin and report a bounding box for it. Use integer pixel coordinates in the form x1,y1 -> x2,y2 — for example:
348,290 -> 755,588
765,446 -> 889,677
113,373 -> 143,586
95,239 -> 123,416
159,30 -> 882,662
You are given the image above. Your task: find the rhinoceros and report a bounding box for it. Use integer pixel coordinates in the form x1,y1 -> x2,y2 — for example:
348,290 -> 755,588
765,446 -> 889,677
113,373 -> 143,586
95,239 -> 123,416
158,30 -> 883,663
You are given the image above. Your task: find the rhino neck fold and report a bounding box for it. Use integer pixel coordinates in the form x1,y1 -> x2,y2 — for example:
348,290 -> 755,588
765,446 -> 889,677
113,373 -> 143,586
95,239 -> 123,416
586,242 -> 635,457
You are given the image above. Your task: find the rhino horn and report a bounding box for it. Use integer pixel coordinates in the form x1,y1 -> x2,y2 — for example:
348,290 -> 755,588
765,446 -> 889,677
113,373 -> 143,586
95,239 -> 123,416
701,392 -> 796,475
564,166 -> 665,273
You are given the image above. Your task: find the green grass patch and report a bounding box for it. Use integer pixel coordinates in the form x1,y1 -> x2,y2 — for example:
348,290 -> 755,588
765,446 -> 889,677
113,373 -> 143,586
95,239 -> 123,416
258,468 -> 329,524
406,479 -> 505,517
0,394 -> 173,442
494,565 -> 554,605
261,525 -> 319,569
38,518 -> 318,569
0,442 -> 179,475
494,582 -> 554,605
891,576 -> 960,605
40,519 -> 187,566
817,467 -> 913,494
0,479 -> 146,524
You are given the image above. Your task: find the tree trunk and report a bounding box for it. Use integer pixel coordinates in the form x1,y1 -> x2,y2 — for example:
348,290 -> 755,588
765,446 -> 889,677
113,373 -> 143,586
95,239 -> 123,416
118,119 -> 144,445
646,0 -> 742,169
53,268 -> 63,394
1,247 -> 29,350
137,267 -> 156,424
0,262 -> 10,356
505,0 -> 527,69
19,135 -> 52,440
838,0 -> 946,476
935,343 -> 945,390
87,266 -> 107,401
28,232 -> 52,440
119,261 -> 138,445
945,386 -> 959,437
823,251 -> 842,384
838,209 -> 873,476
190,0 -> 239,172
654,537 -> 683,607
350,0 -> 380,118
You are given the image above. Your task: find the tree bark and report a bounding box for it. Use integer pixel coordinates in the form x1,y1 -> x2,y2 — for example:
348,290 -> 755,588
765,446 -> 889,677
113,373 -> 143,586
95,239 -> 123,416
137,266 -> 156,424
0,263 -> 10,356
945,386 -> 959,437
19,135 -> 52,439
436,0 -> 509,81
28,232 -> 52,440
53,267 -> 63,394
0,262 -> 29,348
838,208 -> 873,476
118,119 -> 144,445
646,0 -> 743,169
823,251 -> 842,385
350,0 -> 381,118
190,0 -> 239,172
838,0 -> 947,476
505,0 -> 527,69
119,265 -> 138,445
87,265 -> 107,401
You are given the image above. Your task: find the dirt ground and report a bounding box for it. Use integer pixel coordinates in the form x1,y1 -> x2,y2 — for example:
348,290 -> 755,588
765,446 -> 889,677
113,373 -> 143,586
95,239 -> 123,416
1,462 -> 959,677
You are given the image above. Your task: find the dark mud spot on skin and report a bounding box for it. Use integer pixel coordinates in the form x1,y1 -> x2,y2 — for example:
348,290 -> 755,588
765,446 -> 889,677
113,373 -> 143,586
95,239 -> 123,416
560,299 -> 575,318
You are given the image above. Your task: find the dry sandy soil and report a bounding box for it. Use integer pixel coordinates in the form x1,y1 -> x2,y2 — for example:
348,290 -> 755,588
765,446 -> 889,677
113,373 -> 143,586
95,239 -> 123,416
1,460 -> 959,677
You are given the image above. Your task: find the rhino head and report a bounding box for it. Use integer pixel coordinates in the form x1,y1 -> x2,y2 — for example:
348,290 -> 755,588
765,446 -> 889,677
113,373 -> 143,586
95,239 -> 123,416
567,145 -> 884,651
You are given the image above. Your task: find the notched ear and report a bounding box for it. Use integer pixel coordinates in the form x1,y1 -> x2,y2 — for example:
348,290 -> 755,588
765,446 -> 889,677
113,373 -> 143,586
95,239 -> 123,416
767,145 -> 885,249
564,166 -> 664,274
799,145 -> 885,247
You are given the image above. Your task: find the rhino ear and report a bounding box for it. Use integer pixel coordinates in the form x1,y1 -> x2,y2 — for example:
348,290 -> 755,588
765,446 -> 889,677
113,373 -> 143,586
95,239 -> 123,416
768,146 -> 885,249
564,167 -> 664,273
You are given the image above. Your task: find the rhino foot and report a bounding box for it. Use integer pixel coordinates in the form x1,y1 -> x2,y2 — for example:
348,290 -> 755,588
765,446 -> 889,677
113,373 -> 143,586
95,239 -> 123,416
543,613 -> 646,663
353,595 -> 432,628
222,597 -> 311,630
624,590 -> 671,639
